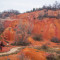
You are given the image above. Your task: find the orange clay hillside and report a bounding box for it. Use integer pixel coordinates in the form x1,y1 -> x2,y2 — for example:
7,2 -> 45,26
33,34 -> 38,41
1,10 -> 60,47
20,48 -> 47,60
0,9 -> 60,60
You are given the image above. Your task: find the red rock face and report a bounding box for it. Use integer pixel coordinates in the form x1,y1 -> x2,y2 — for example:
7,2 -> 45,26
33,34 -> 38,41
32,18 -> 60,40
2,27 -> 15,41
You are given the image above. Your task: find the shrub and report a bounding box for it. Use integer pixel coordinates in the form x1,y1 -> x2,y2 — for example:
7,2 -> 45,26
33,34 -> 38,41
33,34 -> 43,41
51,37 -> 60,43
47,16 -> 57,18
11,40 -> 30,46
7,58 -> 10,60
0,23 -> 5,34
56,51 -> 60,54
0,10 -> 20,18
41,45 -> 48,50
46,54 -> 57,60
58,55 -> 60,59
37,14 -> 43,20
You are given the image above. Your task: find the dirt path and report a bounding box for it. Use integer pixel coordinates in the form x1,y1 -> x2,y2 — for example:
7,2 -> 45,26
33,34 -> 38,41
0,47 -> 21,56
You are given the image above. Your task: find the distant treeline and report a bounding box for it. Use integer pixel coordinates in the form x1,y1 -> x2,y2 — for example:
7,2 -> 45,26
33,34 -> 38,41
0,10 -> 20,19
26,1 -> 60,19
0,1 -> 60,19
26,1 -> 60,13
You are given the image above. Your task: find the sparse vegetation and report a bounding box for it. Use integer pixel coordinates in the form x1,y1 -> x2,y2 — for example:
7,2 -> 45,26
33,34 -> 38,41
11,40 -> 30,46
46,54 -> 57,60
41,45 -> 48,50
0,10 -> 20,18
33,34 -> 43,41
51,37 -> 60,43
37,15 -> 43,20
26,1 -> 60,13
0,23 -> 5,34
11,19 -> 34,46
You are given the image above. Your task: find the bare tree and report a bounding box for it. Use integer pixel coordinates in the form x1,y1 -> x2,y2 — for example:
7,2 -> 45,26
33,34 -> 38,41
13,19 -> 34,46
0,10 -> 20,18
0,21 -> 5,34
52,1 -> 59,10
57,11 -> 60,19
58,4 -> 60,9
